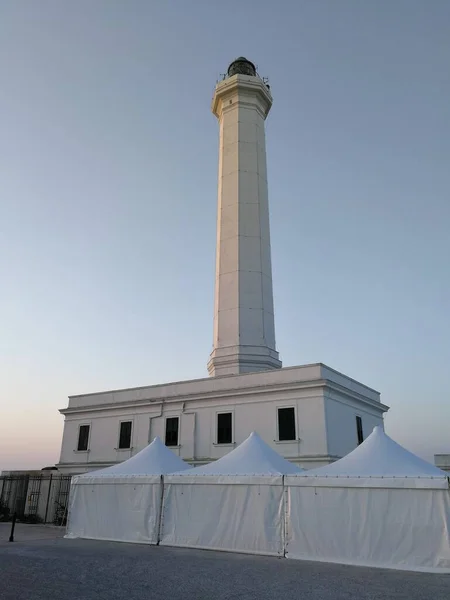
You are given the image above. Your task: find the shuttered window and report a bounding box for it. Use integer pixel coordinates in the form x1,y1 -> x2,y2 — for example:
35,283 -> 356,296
217,413 -> 232,444
278,408 -> 296,441
356,416 -> 364,445
119,421 -> 132,449
77,425 -> 90,451
165,417 -> 179,447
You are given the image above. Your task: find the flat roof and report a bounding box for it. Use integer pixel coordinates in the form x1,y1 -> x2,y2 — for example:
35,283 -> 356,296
68,362 -> 380,400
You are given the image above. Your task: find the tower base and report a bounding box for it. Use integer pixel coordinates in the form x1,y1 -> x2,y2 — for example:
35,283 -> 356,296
208,345 -> 282,377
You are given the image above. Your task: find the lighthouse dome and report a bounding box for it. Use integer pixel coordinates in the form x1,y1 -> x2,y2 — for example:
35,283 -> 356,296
227,57 -> 256,77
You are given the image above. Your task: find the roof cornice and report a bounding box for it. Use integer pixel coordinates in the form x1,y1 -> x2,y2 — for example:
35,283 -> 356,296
60,378 -> 387,416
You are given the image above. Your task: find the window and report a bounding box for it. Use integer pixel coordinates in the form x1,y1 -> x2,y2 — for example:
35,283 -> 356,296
217,412 -> 232,444
118,421 -> 132,449
165,417 -> 179,447
356,416 -> 364,445
77,425 -> 90,451
278,407 -> 296,441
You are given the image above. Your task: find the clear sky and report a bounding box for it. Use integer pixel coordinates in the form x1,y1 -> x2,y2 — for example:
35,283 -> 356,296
1,0 -> 449,471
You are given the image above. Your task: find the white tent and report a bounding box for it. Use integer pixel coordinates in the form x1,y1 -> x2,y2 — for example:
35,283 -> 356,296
285,426 -> 450,572
66,437 -> 190,544
161,432 -> 302,556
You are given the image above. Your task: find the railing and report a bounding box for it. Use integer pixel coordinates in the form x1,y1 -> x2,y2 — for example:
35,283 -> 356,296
0,475 -> 72,525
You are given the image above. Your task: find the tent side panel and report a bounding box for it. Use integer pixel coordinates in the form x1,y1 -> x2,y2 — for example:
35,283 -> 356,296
65,481 -> 162,544
285,475 -> 449,489
161,482 -> 284,556
286,486 -> 450,572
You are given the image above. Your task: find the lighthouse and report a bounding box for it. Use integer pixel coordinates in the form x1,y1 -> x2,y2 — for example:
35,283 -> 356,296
207,57 -> 282,377
57,57 -> 388,477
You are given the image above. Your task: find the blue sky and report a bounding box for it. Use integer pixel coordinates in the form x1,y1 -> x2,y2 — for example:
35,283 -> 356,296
1,1 -> 449,470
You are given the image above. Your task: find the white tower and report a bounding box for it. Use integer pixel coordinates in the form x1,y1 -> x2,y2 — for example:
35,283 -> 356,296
208,57 -> 282,377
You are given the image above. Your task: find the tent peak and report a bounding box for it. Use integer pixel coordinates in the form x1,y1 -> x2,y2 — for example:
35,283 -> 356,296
292,423 -> 448,487
74,435 -> 191,478
170,430 -> 302,476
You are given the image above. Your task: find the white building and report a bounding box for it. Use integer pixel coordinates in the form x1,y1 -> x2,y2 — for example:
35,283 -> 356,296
57,364 -> 386,475
57,58 -> 388,475
434,455 -> 450,473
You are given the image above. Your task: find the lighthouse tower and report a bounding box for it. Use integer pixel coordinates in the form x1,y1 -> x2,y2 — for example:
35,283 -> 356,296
207,57 -> 282,377
58,56 -> 388,477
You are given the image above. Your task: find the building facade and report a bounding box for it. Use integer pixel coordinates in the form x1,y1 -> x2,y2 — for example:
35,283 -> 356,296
57,58 -> 389,475
57,364 -> 387,474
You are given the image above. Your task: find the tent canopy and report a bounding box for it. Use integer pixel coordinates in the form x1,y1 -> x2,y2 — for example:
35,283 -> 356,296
73,436 -> 191,483
167,431 -> 302,484
66,437 -> 189,543
288,426 -> 448,488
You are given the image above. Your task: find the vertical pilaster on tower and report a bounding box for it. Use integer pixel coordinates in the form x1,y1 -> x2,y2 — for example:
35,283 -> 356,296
207,57 -> 282,377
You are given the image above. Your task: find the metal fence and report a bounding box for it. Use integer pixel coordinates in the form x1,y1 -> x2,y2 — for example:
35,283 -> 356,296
0,474 -> 72,526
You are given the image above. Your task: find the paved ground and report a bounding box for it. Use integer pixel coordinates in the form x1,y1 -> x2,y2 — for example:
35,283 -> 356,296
0,524 -> 449,600
0,523 -> 66,542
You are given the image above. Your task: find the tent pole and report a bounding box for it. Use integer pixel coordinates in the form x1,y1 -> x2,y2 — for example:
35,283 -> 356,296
282,475 -> 288,558
156,475 -> 165,545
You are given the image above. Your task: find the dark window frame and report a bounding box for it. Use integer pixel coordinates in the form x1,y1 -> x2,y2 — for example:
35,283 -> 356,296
356,416 -> 364,445
77,424 -> 90,451
118,421 -> 132,449
217,412 -> 233,444
165,417 -> 179,447
277,407 -> 296,441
